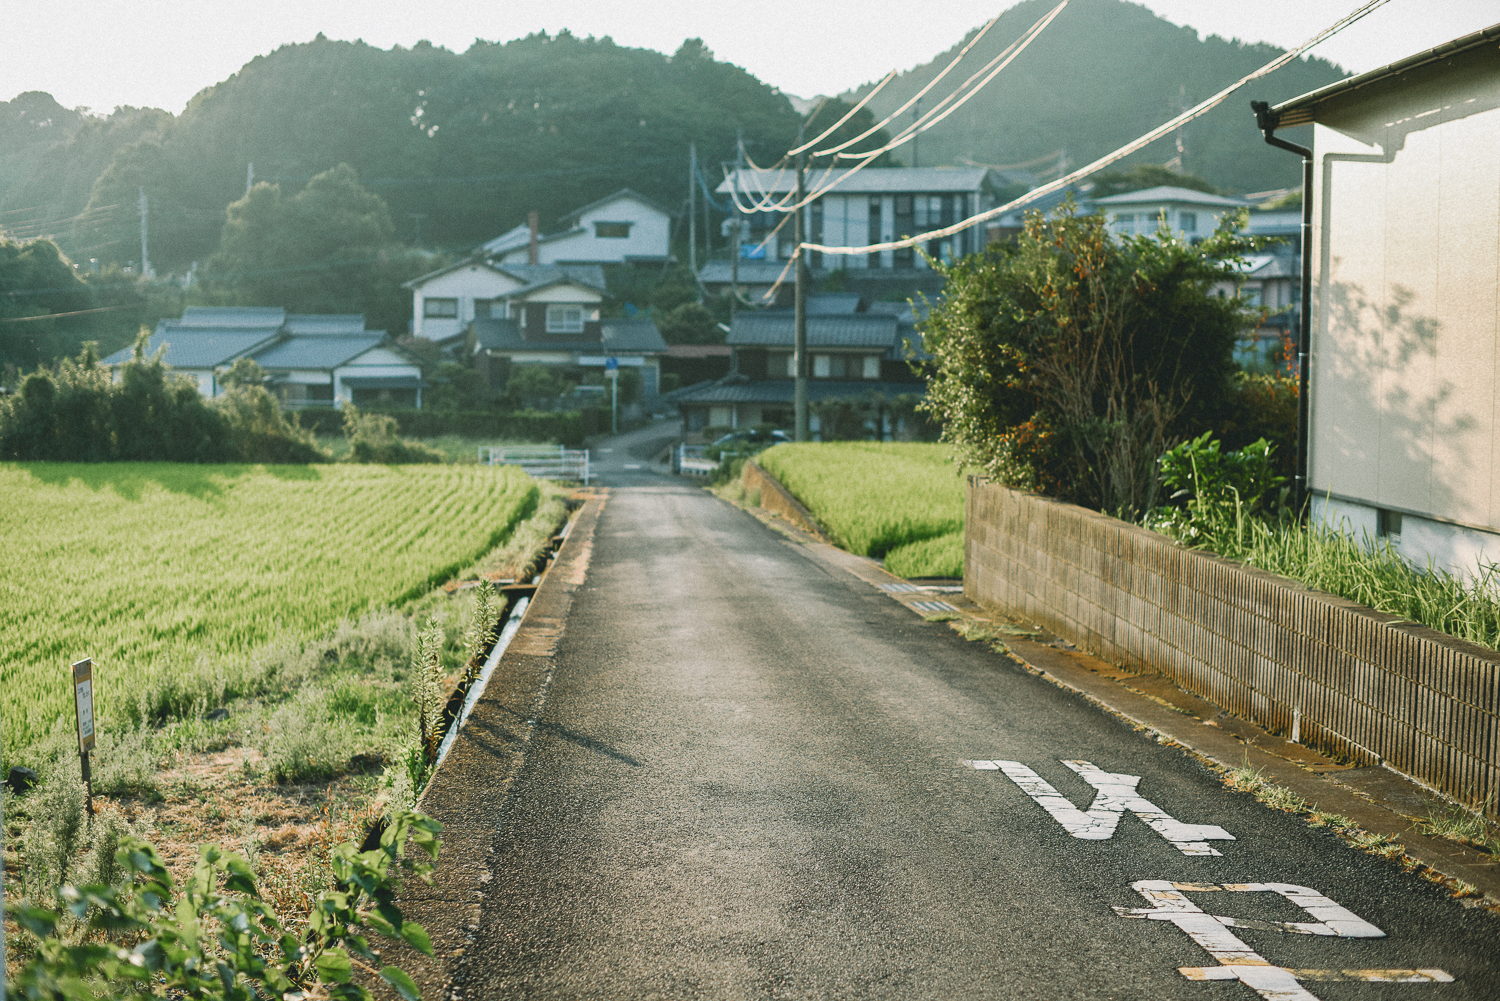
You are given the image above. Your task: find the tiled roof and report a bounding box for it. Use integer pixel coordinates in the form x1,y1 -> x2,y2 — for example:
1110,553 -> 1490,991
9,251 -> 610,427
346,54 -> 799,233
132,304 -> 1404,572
102,326 -> 279,369
674,378 -> 923,404
251,335 -> 386,370
697,260 -> 797,285
557,188 -> 674,224
806,293 -> 862,315
1092,186 -> 1249,208
728,314 -> 899,349
471,316 -> 667,355
600,317 -> 668,353
284,314 -> 369,336
178,306 -> 286,327
493,262 -> 608,293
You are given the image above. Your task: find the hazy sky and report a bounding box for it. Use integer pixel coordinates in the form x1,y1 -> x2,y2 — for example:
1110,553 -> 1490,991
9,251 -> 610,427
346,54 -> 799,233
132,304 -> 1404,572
7,1 -> 1497,116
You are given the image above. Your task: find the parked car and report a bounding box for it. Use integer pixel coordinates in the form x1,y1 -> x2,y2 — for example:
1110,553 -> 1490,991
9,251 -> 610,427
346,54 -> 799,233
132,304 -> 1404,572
707,427 -> 790,460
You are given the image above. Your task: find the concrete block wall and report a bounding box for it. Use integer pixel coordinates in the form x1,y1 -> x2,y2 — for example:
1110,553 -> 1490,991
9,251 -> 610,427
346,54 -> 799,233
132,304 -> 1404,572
966,480 -> 1500,820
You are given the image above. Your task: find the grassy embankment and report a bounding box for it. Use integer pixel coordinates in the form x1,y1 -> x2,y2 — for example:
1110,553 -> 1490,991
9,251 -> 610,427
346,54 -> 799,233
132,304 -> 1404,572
755,442 -> 966,578
1,461 -> 567,940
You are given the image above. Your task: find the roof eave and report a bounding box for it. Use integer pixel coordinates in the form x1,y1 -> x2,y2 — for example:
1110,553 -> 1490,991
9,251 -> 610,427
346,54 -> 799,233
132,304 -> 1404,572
1271,22 -> 1500,125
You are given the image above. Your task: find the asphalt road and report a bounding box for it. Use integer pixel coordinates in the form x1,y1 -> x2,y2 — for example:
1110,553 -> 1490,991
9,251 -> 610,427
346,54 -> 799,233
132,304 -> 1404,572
450,445 -> 1500,1000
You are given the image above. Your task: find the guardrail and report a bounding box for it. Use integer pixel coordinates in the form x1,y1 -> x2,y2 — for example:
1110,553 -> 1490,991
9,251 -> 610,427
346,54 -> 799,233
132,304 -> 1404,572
675,443 -> 719,476
480,444 -> 591,484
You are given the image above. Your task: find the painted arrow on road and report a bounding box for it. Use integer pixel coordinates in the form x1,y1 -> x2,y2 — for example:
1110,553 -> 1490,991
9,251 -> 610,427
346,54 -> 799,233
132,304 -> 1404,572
963,758 -> 1236,855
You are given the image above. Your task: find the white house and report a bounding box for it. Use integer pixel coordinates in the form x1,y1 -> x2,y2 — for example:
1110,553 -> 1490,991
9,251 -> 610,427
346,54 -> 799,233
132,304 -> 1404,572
404,262 -> 607,343
1092,185 -> 1250,242
484,189 -> 673,266
102,307 -> 425,408
1259,22 -> 1500,580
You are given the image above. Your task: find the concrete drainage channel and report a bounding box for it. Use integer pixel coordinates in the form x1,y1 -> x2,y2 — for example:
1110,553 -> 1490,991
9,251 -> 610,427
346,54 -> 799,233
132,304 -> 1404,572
359,493 -> 588,851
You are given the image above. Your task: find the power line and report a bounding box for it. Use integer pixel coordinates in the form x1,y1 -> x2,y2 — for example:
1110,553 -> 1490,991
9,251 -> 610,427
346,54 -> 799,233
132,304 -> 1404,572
801,0 -> 1393,260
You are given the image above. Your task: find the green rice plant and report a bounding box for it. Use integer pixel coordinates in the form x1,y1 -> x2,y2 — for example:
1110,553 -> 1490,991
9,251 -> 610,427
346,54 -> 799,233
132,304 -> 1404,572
756,442 -> 966,577
884,531 -> 965,578
0,461 -> 537,760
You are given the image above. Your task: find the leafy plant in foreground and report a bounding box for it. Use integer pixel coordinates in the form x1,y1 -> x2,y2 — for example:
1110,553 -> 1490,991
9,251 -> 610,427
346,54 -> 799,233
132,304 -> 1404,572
6,809 -> 441,1001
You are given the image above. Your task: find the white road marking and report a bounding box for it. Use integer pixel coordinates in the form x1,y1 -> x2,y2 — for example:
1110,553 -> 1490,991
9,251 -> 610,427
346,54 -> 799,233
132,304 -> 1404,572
963,759 -> 1234,855
911,600 -> 959,613
878,583 -> 921,592
1115,881 -> 1450,1000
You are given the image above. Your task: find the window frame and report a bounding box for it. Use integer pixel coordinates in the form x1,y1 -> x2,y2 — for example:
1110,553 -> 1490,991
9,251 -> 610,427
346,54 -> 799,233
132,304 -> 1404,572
423,297 -> 459,319
593,221 -> 632,239
545,304 -> 586,334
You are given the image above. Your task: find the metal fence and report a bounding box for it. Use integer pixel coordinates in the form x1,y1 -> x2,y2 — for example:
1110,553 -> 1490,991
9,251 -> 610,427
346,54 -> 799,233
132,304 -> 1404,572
480,445 -> 591,484
675,444 -> 719,477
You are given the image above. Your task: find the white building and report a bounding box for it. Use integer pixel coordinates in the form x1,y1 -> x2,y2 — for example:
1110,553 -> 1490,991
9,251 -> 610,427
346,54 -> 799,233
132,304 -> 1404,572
716,166 -> 1001,270
1261,22 -> 1500,580
483,189 -> 673,266
404,262 -> 607,343
1092,185 -> 1250,242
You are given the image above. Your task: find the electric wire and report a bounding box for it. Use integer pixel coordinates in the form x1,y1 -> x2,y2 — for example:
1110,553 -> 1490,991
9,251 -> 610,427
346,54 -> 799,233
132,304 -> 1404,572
799,0 -> 1393,260
809,9 -> 1007,159
785,70 -> 898,156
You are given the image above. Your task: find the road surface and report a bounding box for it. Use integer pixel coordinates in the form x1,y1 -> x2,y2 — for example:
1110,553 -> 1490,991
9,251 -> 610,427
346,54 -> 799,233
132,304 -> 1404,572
446,436 -> 1498,1000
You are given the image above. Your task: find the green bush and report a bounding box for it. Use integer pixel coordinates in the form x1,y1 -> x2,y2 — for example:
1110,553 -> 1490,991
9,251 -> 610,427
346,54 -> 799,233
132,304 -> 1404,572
341,406 -> 445,464
295,406 -> 593,446
0,338 -> 329,463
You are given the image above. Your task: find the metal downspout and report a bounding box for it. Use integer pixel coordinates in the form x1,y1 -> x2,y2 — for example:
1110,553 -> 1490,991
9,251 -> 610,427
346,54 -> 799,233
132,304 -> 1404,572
1251,100 -> 1314,516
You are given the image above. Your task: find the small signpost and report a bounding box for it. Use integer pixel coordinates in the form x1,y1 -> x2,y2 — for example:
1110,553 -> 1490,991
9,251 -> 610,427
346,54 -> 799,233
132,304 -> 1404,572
72,658 -> 95,816
605,356 -> 619,435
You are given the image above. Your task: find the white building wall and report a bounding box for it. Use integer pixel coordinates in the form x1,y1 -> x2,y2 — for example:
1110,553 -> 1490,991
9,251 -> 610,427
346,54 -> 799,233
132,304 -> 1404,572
497,197 -> 671,265
409,266 -> 525,340
1309,63 -> 1500,549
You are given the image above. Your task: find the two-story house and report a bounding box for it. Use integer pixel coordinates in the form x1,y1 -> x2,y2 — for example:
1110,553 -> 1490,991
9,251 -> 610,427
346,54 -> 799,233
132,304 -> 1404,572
404,261 -> 608,344
670,295 -> 925,437
1093,185 -> 1250,242
482,189 -> 673,267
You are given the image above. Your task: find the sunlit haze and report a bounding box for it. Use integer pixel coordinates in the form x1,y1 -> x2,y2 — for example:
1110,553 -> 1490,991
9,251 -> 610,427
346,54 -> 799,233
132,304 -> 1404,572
6,1 -> 1497,117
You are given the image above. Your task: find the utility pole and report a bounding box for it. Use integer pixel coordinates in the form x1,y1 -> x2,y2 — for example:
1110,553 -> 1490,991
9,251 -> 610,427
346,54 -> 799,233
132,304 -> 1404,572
138,187 -> 151,279
912,97 -> 921,168
688,142 -> 698,277
794,124 -> 809,442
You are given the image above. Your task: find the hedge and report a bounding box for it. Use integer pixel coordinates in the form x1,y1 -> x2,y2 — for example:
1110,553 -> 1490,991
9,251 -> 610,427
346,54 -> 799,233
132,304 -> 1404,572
293,407 -> 604,445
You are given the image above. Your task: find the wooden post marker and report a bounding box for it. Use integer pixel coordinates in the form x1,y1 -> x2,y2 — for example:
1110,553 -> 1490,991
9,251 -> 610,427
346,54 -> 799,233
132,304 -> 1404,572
71,658 -> 96,817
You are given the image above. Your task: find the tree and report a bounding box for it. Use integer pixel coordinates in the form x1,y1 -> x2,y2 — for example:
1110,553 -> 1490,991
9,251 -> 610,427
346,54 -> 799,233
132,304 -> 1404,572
802,97 -> 901,169
0,238 -> 93,370
915,201 -> 1252,516
198,163 -> 429,331
657,302 -> 722,345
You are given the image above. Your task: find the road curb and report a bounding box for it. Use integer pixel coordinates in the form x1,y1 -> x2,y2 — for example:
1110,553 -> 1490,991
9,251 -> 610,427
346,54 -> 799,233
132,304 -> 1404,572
384,489 -> 608,1000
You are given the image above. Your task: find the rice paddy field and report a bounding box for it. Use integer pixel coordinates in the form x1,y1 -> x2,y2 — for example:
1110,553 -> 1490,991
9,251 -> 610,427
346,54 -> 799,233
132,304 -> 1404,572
754,442 -> 967,578
0,461 -> 537,760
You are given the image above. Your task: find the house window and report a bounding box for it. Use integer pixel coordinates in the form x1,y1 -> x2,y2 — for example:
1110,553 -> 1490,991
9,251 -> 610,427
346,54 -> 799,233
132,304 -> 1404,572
862,355 -> 880,379
813,355 -> 831,378
474,298 -> 502,319
893,196 -> 914,269
1116,213 -> 1135,234
1180,211 -> 1198,234
545,304 -> 585,333
594,221 -> 632,239
868,197 -> 883,269
423,297 -> 458,318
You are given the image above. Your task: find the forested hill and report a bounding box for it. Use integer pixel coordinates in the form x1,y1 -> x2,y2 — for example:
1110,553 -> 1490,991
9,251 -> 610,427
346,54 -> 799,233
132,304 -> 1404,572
0,33 -> 800,271
844,0 -> 1348,193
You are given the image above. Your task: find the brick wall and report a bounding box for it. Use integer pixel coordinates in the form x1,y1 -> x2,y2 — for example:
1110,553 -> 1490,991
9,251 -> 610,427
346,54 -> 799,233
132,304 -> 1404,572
966,479 -> 1500,820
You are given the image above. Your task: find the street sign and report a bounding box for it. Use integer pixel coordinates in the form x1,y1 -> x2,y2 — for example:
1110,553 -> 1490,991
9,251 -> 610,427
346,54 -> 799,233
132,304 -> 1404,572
605,357 -> 619,373
72,658 -> 95,752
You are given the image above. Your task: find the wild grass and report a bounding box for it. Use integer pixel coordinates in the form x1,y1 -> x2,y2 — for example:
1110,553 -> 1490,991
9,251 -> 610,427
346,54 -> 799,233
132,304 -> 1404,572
1150,506 -> 1500,653
756,442 -> 966,577
0,461 -> 537,759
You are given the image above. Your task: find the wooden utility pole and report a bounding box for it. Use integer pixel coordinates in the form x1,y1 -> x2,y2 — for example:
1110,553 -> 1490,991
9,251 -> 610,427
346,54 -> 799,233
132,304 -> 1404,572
688,142 -> 697,275
794,125 -> 809,442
